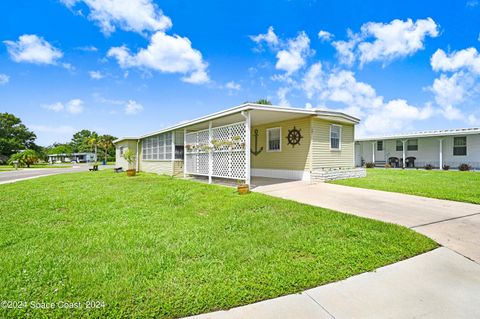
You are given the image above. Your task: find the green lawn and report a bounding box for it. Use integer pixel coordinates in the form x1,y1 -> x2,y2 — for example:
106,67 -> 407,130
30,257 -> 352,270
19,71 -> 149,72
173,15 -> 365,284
0,171 -> 437,318
332,169 -> 480,204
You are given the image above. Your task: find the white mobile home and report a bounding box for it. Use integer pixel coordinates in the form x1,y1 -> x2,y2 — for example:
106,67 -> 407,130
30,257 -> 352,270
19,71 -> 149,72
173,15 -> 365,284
355,128 -> 480,169
114,103 -> 366,184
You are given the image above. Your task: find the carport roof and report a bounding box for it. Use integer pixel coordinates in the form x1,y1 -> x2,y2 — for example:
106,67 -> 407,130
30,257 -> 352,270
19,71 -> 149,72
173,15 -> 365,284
356,127 -> 480,141
114,103 -> 360,143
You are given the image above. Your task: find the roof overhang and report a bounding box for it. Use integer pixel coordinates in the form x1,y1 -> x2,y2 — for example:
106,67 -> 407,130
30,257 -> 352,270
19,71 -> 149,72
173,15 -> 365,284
356,127 -> 480,142
138,103 -> 360,139
113,137 -> 138,144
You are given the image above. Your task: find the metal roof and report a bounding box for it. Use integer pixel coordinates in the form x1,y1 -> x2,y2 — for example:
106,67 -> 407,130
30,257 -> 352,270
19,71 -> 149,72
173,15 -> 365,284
114,103 -> 360,143
356,127 -> 480,141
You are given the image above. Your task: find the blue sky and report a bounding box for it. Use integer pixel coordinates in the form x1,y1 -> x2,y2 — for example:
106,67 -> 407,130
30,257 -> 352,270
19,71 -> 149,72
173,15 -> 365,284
0,0 -> 479,145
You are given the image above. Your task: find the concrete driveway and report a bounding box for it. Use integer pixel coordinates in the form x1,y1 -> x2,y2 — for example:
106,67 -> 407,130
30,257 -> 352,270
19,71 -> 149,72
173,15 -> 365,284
254,181 -> 480,263
185,180 -> 480,319
0,165 -> 99,184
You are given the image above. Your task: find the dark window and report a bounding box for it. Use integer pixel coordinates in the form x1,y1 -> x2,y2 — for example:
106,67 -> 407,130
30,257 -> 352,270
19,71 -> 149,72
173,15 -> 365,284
407,139 -> 418,151
396,140 -> 403,151
119,146 -> 124,156
453,137 -> 467,156
377,141 -> 383,151
330,125 -> 341,150
175,145 -> 184,159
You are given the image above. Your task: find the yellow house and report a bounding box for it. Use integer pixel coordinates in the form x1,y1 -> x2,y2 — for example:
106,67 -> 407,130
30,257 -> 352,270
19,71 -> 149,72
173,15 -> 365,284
114,103 -> 365,184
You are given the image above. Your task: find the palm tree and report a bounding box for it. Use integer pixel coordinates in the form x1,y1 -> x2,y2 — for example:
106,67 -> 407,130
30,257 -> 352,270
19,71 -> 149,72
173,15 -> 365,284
87,133 -> 99,163
98,135 -> 115,163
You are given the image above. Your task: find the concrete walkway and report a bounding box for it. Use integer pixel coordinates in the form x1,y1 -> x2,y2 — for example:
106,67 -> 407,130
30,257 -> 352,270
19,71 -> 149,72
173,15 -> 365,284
185,180 -> 480,319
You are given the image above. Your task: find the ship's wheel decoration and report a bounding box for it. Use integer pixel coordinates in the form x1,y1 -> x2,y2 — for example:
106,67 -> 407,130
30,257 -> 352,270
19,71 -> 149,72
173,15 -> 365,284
286,126 -> 303,148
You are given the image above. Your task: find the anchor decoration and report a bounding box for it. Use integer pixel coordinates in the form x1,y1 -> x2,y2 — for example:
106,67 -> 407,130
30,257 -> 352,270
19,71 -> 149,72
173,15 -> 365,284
251,129 -> 264,156
286,126 -> 303,148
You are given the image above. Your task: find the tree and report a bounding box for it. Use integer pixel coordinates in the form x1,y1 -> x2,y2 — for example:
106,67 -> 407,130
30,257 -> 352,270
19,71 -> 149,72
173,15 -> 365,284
98,135 -> 116,162
245,99 -> 272,105
47,143 -> 73,155
0,113 -> 37,157
8,150 -> 40,168
87,133 -> 99,162
71,130 -> 96,153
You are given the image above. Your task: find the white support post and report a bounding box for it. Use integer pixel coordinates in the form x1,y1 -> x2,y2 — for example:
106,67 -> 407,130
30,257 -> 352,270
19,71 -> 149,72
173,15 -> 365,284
439,138 -> 444,169
171,131 -> 176,175
402,140 -> 407,168
372,142 -> 375,164
183,128 -> 187,178
208,121 -> 213,184
245,111 -> 251,186
136,139 -> 140,172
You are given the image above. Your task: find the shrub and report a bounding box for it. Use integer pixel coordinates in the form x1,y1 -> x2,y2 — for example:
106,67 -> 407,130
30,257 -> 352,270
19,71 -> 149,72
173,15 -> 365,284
8,150 -> 39,168
458,163 -> 472,171
384,163 -> 392,169
123,149 -> 136,170
365,162 -> 375,168
424,164 -> 434,170
442,164 -> 450,171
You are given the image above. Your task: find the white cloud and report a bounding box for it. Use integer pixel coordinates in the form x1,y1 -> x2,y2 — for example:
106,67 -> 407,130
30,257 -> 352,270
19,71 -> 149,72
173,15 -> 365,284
277,87 -> 290,106
124,100 -> 143,114
76,45 -> 98,52
429,47 -> 480,123
108,31 -> 209,84
301,67 -> 432,136
431,48 -> 480,74
0,73 -> 9,85
66,99 -> 84,114
225,81 -> 241,90
303,62 -> 323,98
250,26 -> 279,48
42,99 -> 84,114
89,70 -> 105,79
4,34 -> 63,65
275,31 -> 312,74
333,18 -> 438,66
61,0 -> 172,35
318,30 -> 333,41
466,0 -> 479,7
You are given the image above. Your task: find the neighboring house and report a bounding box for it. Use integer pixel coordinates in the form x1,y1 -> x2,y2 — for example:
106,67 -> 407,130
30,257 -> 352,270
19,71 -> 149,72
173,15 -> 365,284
48,152 -> 96,163
114,103 -> 365,184
355,128 -> 480,169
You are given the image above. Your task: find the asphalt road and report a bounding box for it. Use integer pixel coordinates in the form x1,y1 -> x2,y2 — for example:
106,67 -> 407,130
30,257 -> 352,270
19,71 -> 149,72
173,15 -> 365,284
0,165 -> 97,184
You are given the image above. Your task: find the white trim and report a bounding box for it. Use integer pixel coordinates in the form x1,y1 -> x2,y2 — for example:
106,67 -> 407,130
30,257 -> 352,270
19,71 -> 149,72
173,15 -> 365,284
243,111 -> 251,186
356,127 -> 480,141
251,168 -> 311,181
134,104 -> 359,140
266,127 -> 282,152
330,124 -> 342,151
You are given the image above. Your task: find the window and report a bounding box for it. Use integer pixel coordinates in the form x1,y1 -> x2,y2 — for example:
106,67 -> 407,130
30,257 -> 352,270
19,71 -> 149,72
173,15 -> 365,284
142,132 -> 174,160
266,127 -> 281,152
377,141 -> 383,151
330,125 -> 341,150
407,139 -> 418,151
396,140 -> 403,151
453,137 -> 467,156
119,146 -> 124,156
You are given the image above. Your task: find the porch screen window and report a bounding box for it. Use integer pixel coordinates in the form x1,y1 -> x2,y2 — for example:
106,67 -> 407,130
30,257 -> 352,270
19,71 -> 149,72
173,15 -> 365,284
396,140 -> 403,151
453,137 -> 467,156
330,125 -> 341,150
267,128 -> 281,151
407,139 -> 418,151
377,141 -> 383,151
142,132 -> 173,160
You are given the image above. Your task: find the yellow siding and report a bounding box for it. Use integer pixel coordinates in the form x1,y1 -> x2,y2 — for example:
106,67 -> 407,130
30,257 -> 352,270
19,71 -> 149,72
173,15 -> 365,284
115,140 -> 137,169
173,161 -> 184,176
311,118 -> 355,169
251,117 -> 312,171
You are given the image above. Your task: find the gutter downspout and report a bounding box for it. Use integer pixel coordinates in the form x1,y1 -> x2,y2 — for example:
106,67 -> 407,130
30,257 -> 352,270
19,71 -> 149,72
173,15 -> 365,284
136,139 -> 140,172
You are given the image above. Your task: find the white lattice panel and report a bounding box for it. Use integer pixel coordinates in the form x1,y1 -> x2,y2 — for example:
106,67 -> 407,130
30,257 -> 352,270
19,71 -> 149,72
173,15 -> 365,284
185,122 -> 246,180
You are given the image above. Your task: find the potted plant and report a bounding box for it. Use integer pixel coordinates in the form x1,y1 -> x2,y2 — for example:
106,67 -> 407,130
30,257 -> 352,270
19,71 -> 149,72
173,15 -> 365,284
123,149 -> 137,176
237,180 -> 250,195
